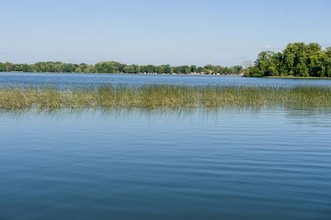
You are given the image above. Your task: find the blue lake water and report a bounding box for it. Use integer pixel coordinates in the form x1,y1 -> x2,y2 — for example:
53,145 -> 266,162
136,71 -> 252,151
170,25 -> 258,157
0,73 -> 331,219
1,72 -> 331,89
0,108 -> 330,220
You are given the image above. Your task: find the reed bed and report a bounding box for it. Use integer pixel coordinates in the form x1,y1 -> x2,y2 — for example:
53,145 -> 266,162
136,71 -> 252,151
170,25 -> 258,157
0,85 -> 331,110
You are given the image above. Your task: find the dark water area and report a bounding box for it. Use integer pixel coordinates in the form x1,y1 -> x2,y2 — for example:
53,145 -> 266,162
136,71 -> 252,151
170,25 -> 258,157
1,72 -> 331,89
0,108 -> 330,219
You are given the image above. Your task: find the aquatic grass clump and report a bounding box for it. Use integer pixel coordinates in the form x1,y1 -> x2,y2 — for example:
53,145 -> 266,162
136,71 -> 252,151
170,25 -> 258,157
138,85 -> 198,108
0,87 -> 36,110
0,85 -> 331,110
285,86 -> 331,108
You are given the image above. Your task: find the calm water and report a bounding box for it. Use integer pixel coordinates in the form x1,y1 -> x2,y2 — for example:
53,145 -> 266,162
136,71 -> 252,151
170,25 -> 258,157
0,108 -> 330,219
1,72 -> 331,89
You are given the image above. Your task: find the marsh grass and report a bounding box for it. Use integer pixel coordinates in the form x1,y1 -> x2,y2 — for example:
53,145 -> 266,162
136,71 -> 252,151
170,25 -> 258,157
0,85 -> 331,110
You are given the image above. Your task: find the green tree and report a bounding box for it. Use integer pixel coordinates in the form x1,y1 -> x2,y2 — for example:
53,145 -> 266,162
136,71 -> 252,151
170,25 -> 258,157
95,61 -> 123,73
306,43 -> 325,77
325,47 -> 331,77
190,65 -> 197,73
246,42 -> 330,77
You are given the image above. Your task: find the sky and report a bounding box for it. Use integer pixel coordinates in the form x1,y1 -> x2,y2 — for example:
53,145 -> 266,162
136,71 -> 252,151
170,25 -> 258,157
0,0 -> 331,66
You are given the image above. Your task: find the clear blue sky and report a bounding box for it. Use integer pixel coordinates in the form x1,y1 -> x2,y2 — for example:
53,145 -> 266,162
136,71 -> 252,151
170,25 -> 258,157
1,0 -> 330,66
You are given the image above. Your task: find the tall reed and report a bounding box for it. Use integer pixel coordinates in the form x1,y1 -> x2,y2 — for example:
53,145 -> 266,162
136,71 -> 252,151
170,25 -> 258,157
0,85 -> 330,110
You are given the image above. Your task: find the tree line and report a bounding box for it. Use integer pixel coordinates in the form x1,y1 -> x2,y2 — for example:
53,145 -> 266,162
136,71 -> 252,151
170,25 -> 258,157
0,61 -> 243,75
244,42 -> 331,77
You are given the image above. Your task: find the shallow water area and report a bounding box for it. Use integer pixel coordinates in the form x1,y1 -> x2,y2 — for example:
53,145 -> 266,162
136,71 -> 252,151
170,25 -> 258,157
0,108 -> 330,219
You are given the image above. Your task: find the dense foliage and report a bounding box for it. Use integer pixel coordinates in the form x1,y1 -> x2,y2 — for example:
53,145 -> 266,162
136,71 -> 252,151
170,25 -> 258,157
0,61 -> 242,75
244,42 -> 331,77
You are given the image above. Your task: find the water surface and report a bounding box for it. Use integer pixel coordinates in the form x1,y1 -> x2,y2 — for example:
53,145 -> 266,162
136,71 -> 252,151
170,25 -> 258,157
0,108 -> 330,219
1,72 -> 331,89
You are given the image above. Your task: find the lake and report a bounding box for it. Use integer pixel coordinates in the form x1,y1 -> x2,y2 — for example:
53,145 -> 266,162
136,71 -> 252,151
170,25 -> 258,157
1,72 -> 331,89
0,73 -> 331,219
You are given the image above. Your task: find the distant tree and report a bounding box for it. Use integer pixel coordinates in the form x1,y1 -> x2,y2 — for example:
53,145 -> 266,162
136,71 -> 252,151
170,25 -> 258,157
325,47 -> 331,77
0,63 -> 4,71
245,42 -> 330,77
123,65 -> 137,74
255,51 -> 276,76
190,65 -> 197,73
95,61 -> 123,73
232,65 -> 243,74
0,60 -> 243,76
4,62 -> 14,72
306,43 -> 325,77
174,65 -> 191,74
161,65 -> 172,74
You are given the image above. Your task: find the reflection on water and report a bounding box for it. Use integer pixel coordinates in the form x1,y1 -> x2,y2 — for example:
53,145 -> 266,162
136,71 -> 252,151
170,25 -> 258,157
285,109 -> 331,127
2,107 -> 331,127
0,108 -> 330,220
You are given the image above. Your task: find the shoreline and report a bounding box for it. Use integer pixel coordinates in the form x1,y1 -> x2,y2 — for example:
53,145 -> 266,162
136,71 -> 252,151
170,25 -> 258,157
263,76 -> 331,80
0,71 -> 242,76
3,71 -> 331,79
241,75 -> 331,80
